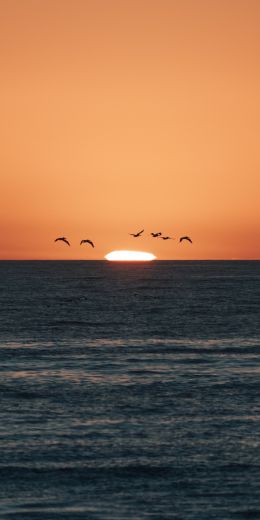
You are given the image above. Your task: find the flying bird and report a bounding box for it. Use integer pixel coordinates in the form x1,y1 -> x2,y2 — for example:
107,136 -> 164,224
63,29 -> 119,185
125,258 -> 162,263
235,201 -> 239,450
161,236 -> 173,240
129,229 -> 144,237
151,232 -> 162,237
179,236 -> 192,243
80,239 -> 95,248
54,237 -> 70,246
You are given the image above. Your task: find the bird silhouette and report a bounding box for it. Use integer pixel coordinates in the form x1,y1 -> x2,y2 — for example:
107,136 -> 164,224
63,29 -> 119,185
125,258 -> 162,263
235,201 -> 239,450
54,237 -> 70,246
160,236 -> 173,240
129,229 -> 144,237
80,239 -> 95,248
151,232 -> 162,237
179,236 -> 192,243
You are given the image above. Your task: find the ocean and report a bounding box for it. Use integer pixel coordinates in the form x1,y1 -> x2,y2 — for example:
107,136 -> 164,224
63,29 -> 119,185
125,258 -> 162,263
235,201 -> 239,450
0,260 -> 260,519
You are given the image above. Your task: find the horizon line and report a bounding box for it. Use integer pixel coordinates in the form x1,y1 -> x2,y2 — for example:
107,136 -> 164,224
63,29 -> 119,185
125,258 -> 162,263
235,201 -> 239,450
0,258 -> 260,262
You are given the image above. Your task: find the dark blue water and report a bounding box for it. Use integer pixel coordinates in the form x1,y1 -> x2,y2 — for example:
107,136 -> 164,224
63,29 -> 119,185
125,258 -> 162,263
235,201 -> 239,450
0,261 -> 260,519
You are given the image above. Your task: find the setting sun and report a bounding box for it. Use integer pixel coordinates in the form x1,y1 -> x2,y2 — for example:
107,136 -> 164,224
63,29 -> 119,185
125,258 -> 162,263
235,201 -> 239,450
105,250 -> 156,261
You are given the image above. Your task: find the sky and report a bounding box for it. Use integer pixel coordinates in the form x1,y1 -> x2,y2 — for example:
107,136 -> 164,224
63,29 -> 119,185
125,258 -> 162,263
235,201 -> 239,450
0,0 -> 259,260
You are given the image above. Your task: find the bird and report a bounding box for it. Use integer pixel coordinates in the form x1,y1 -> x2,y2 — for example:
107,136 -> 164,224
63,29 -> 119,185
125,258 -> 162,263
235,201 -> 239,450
151,232 -> 162,237
179,236 -> 192,243
54,237 -> 70,246
129,229 -> 144,237
80,239 -> 95,248
160,236 -> 173,240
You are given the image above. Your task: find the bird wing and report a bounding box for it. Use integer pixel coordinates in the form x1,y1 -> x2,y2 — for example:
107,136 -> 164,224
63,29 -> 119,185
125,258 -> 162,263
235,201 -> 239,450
138,229 -> 144,235
180,236 -> 192,243
87,240 -> 94,247
64,239 -> 70,246
55,237 -> 66,242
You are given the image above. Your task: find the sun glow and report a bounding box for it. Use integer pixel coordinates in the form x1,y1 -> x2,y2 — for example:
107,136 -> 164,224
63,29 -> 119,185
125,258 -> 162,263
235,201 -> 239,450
105,250 -> 156,261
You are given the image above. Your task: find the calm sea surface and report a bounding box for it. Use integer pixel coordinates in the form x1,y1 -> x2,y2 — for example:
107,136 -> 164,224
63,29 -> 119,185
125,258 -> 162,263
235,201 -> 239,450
0,260 -> 260,519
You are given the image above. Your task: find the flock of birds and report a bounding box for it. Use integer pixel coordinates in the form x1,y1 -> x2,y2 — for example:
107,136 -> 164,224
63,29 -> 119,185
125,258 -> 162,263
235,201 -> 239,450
130,230 -> 192,243
54,230 -> 192,248
54,237 -> 94,247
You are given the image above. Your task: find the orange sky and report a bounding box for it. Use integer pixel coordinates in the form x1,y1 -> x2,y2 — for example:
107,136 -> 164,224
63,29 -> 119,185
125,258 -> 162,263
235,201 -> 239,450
1,0 -> 259,259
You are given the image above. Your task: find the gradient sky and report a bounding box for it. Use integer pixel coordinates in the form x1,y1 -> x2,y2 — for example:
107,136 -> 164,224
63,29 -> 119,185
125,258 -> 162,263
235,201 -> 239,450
1,0 -> 259,259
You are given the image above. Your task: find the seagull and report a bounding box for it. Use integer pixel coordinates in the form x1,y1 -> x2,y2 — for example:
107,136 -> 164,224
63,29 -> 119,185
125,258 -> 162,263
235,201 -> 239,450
160,236 -> 173,240
179,236 -> 192,243
54,237 -> 70,246
80,239 -> 95,248
151,232 -> 162,237
129,229 -> 144,237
